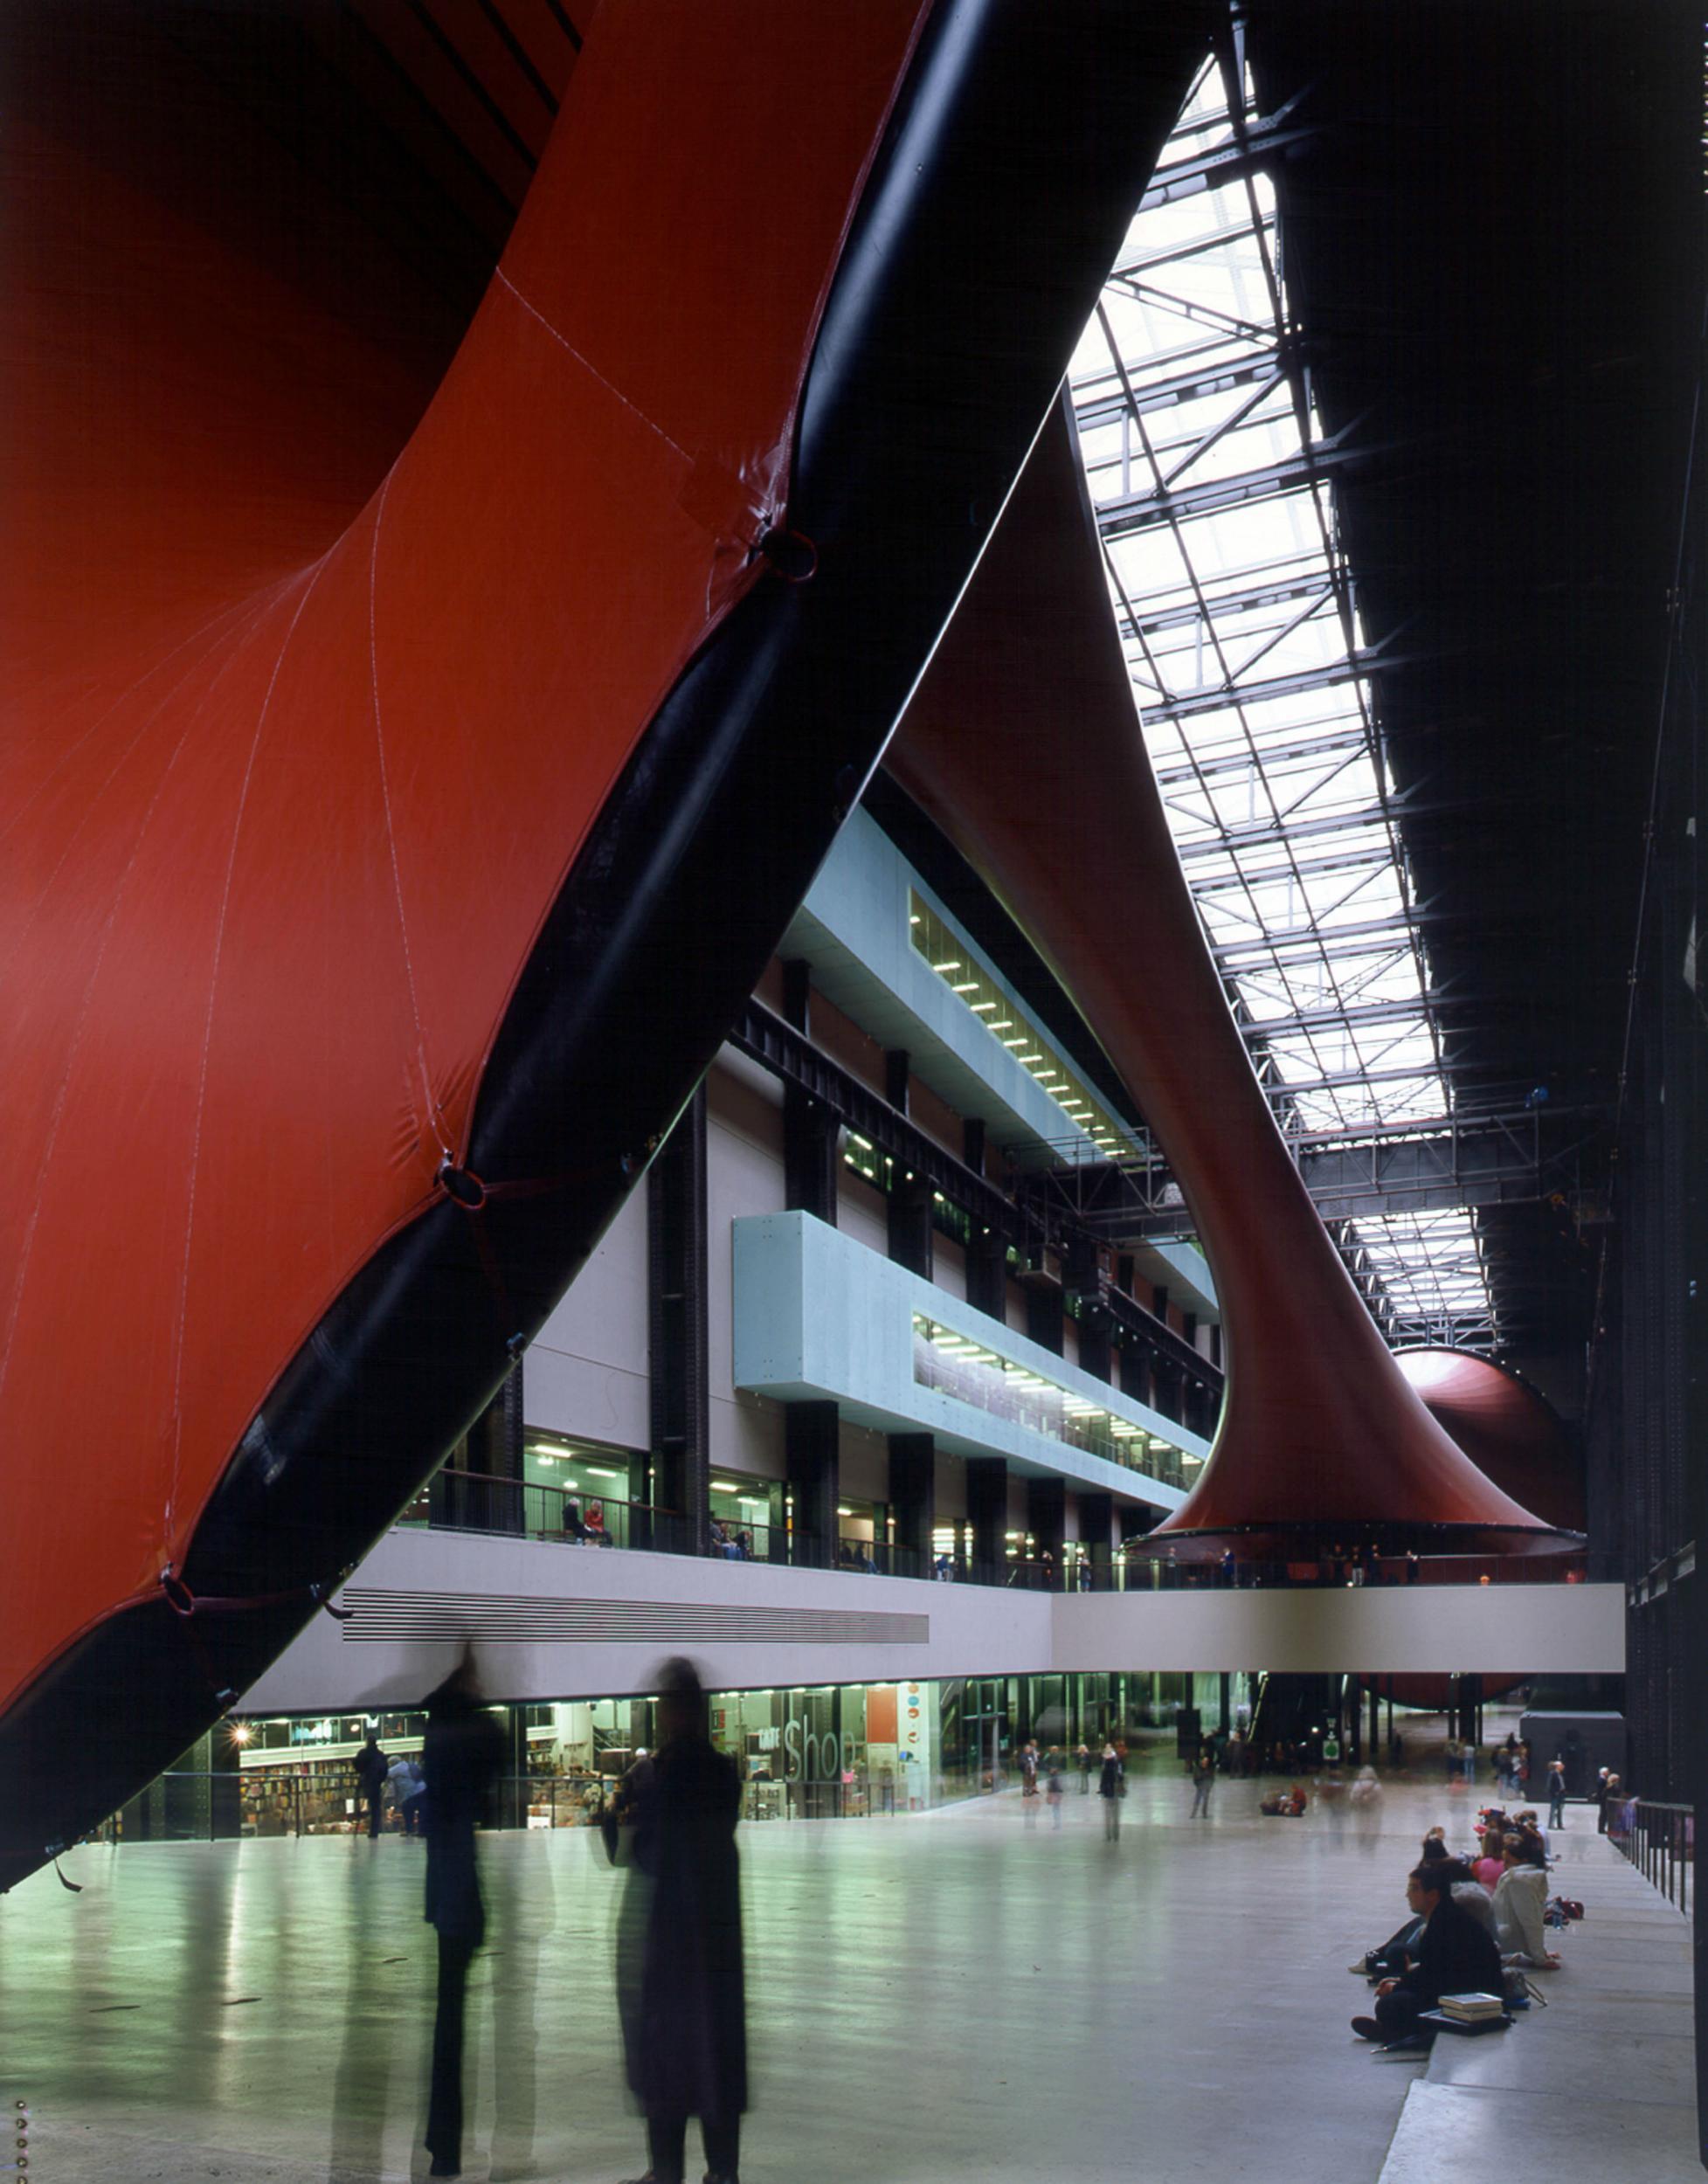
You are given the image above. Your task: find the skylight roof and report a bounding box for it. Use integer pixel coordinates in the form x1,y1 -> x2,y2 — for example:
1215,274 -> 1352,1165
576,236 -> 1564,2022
1070,54 -> 1495,1348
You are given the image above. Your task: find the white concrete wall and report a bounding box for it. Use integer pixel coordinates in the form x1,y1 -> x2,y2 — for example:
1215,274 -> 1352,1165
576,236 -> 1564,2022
526,1187 -> 649,1450
1054,1584 -> 1627,1676
240,1527 -> 1624,1713
706,1054 -> 791,1479
240,1524 -> 1053,1712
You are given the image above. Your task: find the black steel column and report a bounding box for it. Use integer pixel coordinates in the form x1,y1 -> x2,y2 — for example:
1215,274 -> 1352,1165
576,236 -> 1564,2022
781,962 -> 840,1225
1120,1343 -> 1154,1409
1076,1303 -> 1112,1384
965,1456 -> 1007,1582
888,1168 -> 934,1279
1152,1357 -> 1184,1428
1027,1474 -> 1066,1587
647,1082 -> 710,1553
889,1432 -> 935,1577
785,1400 -> 839,1568
965,1223 -> 1007,1319
1025,1275 -> 1063,1355
1078,1490 -> 1114,1587
1065,1235 -> 1111,1382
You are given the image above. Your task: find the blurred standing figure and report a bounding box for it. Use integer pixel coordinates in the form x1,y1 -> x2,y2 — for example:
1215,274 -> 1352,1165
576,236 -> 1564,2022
1546,1759 -> 1567,1829
1098,1742 -> 1124,1840
356,1731 -> 389,1839
612,1657 -> 746,2184
422,1650 -> 504,2179
388,1752 -> 426,1836
1190,1746 -> 1214,1816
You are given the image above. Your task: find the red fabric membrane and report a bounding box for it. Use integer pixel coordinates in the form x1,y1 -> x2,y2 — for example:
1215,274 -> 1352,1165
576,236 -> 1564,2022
2,0 -> 1215,1888
1,0 -> 928,1764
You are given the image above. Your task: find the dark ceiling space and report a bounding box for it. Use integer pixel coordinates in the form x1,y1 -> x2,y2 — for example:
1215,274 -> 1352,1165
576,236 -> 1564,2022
1243,0 -> 1704,1379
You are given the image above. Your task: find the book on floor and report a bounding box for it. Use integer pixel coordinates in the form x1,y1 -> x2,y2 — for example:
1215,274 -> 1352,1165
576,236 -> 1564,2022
1438,1992 -> 1504,2020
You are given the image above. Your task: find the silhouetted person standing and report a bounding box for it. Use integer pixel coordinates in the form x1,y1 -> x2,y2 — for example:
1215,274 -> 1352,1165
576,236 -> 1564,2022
1098,1741 -> 1124,1839
356,1732 -> 389,1839
422,1651 -> 504,2179
612,1657 -> 746,2184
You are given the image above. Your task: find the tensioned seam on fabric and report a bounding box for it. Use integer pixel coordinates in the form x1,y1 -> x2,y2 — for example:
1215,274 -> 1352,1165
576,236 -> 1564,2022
0,591 -> 259,861
369,475 -> 450,1164
0,602 -> 284,1427
493,267 -> 693,467
166,565 -> 327,1540
0,602 -> 266,998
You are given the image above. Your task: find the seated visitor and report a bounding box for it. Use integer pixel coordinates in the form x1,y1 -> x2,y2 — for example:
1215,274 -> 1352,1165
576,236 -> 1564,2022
1350,1835 -> 1485,1975
1351,1861 -> 1504,2050
1511,1810 -> 1549,1863
1442,1856 -> 1498,1937
1470,1823 -> 1507,1890
1492,1833 -> 1559,1968
562,1496 -> 588,1542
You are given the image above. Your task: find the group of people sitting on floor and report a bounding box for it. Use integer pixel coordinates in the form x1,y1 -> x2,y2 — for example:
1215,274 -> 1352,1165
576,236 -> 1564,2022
1345,1810 -> 1560,2054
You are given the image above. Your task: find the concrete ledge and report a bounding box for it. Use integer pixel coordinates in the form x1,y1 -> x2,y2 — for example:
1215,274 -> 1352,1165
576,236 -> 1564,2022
1380,1834 -> 1699,2182
1053,1583 -> 1626,1675
242,1527 -> 1622,1710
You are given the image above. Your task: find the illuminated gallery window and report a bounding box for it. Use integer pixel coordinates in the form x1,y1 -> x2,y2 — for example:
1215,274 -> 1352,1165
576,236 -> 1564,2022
911,1313 -> 1193,1489
908,893 -> 1137,1158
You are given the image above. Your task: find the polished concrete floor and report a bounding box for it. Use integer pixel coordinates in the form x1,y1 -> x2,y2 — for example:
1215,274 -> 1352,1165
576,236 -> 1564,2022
1,1759 -> 1697,2182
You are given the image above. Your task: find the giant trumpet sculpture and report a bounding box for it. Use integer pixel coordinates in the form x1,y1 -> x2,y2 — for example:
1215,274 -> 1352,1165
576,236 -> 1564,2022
0,0 -> 1212,1892
892,403 -> 1581,1565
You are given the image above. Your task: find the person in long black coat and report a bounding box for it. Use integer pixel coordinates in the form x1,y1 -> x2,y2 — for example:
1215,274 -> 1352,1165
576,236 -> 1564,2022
421,1649 -> 505,2179
612,1656 -> 746,2184
355,1732 -> 389,1839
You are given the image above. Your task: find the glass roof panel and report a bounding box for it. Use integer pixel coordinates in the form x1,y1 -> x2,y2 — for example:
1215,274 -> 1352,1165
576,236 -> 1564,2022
1071,55 -> 1497,1346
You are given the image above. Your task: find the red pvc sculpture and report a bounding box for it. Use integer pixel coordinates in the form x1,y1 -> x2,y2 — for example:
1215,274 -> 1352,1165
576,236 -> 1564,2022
1397,1348 -> 1584,1535
891,404 -> 1582,1564
0,0 -> 1211,1888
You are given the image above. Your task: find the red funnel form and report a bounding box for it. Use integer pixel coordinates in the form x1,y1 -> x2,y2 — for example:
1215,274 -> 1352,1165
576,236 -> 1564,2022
891,404 -> 1580,1563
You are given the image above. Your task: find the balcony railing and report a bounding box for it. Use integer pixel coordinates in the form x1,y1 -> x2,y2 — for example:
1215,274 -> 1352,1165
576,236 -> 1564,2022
1609,1796 -> 1692,1916
396,1475 -> 1586,1591
402,1468 -> 695,1557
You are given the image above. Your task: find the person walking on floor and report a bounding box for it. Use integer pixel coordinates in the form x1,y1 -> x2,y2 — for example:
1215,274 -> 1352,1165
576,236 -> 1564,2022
1190,1745 -> 1214,1816
1546,1759 -> 1567,1830
1076,1741 -> 1092,1794
610,1657 -> 745,2184
421,1650 -> 504,2178
356,1731 -> 389,1840
1098,1742 -> 1124,1840
388,1752 -> 426,1836
1046,1757 -> 1064,1828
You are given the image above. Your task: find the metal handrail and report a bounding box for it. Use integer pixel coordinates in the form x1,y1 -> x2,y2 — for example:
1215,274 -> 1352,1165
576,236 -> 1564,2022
1608,1795 -> 1692,1916
399,1475 -> 1588,1592
409,1469 -> 695,1556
